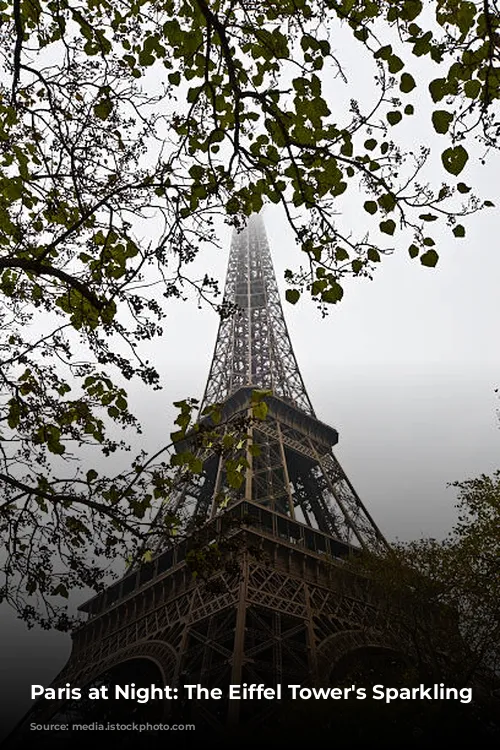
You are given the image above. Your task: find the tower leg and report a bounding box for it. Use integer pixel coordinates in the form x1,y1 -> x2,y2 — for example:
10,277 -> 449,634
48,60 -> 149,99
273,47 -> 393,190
227,553 -> 249,725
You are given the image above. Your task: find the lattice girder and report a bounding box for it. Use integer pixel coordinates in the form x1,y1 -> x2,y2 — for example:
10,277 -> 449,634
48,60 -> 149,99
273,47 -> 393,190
13,521 -> 409,742
201,215 -> 313,415
175,386 -> 386,552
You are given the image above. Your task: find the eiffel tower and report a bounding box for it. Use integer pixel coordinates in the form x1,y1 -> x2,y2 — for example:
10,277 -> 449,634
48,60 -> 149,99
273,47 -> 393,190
10,215 -> 399,744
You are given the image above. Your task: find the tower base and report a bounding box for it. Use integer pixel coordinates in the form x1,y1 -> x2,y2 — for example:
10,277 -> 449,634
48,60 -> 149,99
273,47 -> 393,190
12,506 -> 404,743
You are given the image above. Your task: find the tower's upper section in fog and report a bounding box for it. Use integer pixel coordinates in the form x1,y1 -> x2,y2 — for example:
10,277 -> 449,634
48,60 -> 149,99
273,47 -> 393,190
201,215 -> 314,416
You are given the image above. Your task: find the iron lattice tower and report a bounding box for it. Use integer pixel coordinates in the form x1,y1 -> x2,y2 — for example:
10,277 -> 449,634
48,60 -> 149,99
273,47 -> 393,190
12,215 -> 399,744
202,214 -> 314,415
170,214 -> 385,549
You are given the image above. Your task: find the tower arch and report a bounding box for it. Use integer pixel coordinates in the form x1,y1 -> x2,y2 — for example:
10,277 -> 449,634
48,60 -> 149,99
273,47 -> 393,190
317,629 -> 410,686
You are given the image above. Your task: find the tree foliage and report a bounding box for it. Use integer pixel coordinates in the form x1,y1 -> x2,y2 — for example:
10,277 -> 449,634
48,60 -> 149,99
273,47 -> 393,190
1,1 -> 499,305
350,471 -> 500,689
0,386 -> 266,629
0,0 -> 499,626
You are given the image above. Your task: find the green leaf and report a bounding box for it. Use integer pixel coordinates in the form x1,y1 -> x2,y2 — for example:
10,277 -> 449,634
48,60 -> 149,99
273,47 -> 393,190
374,45 -> 392,61
457,182 -> 471,194
4,178 -> 23,201
226,196 -> 239,214
420,249 -> 439,267
251,388 -> 272,402
52,584 -> 69,598
168,71 -> 181,86
404,104 -> 414,115
340,138 -> 353,157
252,401 -> 268,420
378,194 -> 396,212
7,399 -> 20,429
285,289 -> 300,304
354,27 -> 369,42
388,55 -> 404,74
408,244 -> 419,259
94,99 -> 113,120
311,279 -> 327,296
364,138 -> 377,151
364,200 -> 378,215
453,224 -> 465,238
387,111 -> 402,126
367,248 -> 380,262
400,73 -> 416,93
401,0 -> 423,21
321,282 -> 343,304
432,110 -> 453,134
429,78 -> 447,103
464,79 -> 481,99
441,145 -> 468,176
380,219 -> 396,235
